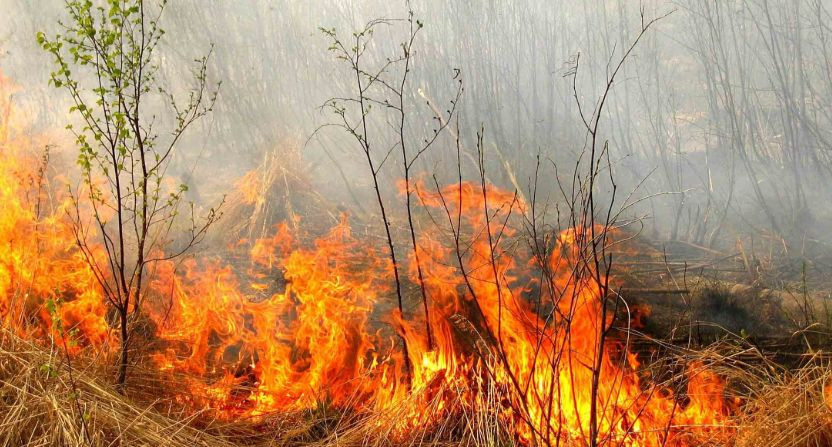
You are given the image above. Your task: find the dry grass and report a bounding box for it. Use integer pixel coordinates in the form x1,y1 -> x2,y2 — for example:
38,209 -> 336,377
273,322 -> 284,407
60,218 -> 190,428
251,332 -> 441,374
674,343 -> 832,447
3,326 -> 832,446
0,329 -> 237,447
212,143 -> 341,245
734,357 -> 832,447
0,328 -> 512,447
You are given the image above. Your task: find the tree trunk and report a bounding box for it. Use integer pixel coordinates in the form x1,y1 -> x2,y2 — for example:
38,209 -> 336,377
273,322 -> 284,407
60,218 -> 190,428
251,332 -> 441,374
116,309 -> 129,389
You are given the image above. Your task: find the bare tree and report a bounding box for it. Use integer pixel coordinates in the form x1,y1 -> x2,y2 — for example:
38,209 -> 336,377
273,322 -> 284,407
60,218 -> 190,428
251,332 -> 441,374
319,3 -> 461,380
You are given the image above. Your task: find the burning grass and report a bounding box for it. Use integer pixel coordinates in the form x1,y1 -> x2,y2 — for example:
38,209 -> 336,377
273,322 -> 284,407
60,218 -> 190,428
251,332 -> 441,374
3,322 -> 832,446
0,138 -> 735,445
1,72 -> 832,446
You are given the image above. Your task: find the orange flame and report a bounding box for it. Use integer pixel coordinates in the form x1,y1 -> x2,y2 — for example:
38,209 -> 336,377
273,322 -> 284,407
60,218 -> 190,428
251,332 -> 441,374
0,75 -> 732,446
0,74 -> 110,349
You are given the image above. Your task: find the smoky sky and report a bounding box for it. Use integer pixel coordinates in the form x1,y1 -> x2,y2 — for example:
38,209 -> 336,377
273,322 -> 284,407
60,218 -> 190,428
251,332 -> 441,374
2,0 -> 831,247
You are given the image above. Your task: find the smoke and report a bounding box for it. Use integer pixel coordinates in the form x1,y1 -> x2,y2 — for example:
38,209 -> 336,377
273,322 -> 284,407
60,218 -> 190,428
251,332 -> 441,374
2,0 -> 831,249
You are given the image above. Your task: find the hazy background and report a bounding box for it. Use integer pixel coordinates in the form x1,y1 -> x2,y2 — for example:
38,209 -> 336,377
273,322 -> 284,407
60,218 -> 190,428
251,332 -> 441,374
2,0 -> 831,253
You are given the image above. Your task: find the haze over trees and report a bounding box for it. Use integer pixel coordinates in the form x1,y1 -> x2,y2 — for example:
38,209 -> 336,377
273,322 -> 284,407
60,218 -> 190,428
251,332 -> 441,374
1,1 -> 832,446
3,0 -> 830,254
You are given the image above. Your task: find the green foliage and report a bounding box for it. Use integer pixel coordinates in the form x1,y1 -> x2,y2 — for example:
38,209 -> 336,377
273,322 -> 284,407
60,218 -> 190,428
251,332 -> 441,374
45,297 -> 80,348
37,0 -> 222,385
45,298 -> 62,334
36,0 -> 220,286
39,362 -> 59,379
38,0 -> 181,208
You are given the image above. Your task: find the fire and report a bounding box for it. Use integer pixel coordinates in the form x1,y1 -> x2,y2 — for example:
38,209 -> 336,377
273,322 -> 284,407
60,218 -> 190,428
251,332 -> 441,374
0,75 -> 732,446
0,73 -> 110,349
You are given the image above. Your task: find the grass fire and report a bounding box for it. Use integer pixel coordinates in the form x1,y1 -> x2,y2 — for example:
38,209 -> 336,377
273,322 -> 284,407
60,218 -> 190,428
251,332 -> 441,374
1,1 -> 831,446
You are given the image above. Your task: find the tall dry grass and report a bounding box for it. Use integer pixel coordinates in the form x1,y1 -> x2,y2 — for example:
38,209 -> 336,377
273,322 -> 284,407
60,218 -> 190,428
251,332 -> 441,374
0,329 -> 238,447
2,317 -> 832,446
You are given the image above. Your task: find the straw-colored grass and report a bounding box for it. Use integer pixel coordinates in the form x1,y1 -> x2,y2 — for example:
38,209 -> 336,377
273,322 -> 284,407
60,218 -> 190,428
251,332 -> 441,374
734,357 -> 832,446
2,326 -> 832,446
0,329 -> 238,447
0,328 -> 512,447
